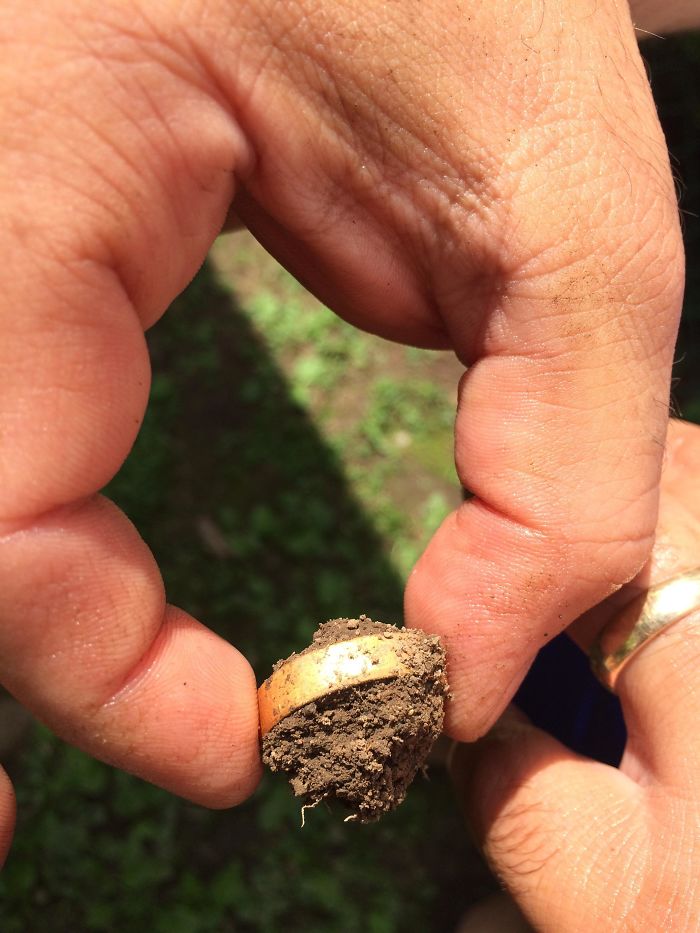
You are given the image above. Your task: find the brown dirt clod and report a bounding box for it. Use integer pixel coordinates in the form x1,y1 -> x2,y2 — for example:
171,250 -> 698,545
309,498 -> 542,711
261,616 -> 449,823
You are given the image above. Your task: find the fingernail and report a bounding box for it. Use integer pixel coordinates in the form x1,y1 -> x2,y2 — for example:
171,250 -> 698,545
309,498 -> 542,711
448,705 -> 531,783
488,703 -> 531,739
448,705 -> 531,846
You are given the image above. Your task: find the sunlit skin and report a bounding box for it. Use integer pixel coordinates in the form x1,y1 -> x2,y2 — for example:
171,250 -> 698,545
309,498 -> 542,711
453,419 -> 700,931
0,0 -> 697,922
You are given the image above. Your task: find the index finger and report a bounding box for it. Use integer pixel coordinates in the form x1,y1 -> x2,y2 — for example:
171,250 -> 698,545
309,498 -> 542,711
0,8 -> 259,805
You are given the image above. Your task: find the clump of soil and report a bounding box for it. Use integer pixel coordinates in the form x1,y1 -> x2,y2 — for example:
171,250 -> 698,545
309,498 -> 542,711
261,616 -> 448,823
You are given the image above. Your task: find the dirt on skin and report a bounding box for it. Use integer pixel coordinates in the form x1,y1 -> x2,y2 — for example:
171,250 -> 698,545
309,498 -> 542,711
261,616 -> 449,823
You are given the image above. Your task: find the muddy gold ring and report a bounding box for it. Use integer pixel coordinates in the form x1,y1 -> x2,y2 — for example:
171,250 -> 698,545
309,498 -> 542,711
258,634 -> 412,736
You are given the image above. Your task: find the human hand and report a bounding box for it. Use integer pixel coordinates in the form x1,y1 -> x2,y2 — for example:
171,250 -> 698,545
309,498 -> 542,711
452,418 -> 700,931
0,0 -> 688,862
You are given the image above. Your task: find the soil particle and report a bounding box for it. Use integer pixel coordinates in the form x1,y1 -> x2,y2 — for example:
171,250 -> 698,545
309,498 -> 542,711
261,616 -> 448,823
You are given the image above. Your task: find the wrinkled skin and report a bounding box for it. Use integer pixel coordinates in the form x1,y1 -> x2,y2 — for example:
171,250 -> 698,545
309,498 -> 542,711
0,0 -> 689,891
454,419 -> 700,931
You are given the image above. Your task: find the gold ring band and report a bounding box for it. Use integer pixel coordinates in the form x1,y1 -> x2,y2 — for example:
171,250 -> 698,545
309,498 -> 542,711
258,634 -> 411,736
590,567 -> 700,692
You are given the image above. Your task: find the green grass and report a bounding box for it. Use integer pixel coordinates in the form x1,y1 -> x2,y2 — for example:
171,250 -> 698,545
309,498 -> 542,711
0,243 -> 489,932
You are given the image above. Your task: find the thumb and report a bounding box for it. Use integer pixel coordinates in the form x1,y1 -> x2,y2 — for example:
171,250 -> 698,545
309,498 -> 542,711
450,709 -> 644,932
404,2 -> 684,739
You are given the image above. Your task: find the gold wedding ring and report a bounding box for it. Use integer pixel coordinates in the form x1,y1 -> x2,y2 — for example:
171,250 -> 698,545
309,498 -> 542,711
258,634 -> 411,736
590,567 -> 700,692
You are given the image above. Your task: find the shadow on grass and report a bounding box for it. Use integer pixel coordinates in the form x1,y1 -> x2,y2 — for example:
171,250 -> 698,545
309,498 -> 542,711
0,259 -> 494,933
120,260 -> 409,674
